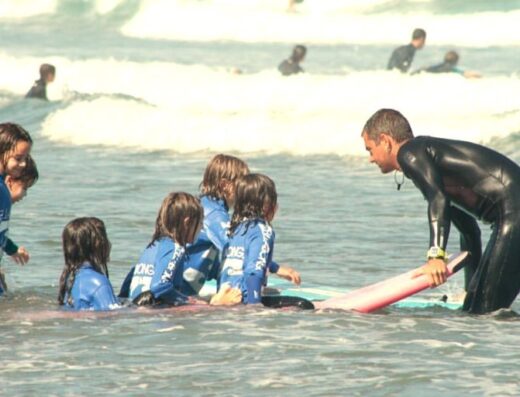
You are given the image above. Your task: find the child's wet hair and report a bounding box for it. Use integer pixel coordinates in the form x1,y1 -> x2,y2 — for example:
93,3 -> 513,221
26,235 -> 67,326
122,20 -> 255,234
58,217 -> 111,306
199,154 -> 249,201
150,192 -> 203,247
0,123 -> 32,169
229,173 -> 277,235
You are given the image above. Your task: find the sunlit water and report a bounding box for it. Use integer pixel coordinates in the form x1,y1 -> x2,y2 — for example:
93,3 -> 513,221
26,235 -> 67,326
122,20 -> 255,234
1,1 -> 520,395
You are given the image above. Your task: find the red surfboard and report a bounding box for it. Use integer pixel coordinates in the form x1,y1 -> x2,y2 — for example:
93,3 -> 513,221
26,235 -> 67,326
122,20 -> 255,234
314,251 -> 468,313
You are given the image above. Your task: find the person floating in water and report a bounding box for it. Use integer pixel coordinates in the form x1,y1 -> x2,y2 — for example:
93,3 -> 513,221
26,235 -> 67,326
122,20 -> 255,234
412,51 -> 482,79
387,28 -> 426,73
278,45 -> 306,76
362,108 -> 520,314
25,63 -> 56,100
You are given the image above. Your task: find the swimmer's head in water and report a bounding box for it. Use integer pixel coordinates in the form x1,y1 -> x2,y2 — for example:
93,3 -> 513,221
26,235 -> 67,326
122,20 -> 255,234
361,109 -> 414,174
39,63 -> 56,83
290,45 -> 307,63
444,51 -> 460,66
229,173 -> 278,235
200,154 -> 250,207
58,217 -> 111,305
411,28 -> 426,49
150,192 -> 203,247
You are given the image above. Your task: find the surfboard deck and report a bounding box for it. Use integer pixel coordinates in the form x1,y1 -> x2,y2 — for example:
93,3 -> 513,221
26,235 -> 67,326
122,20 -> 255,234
200,252 -> 468,311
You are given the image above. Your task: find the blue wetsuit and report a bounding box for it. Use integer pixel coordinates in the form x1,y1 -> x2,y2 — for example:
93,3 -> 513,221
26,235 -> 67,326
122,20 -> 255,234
0,174 -> 11,296
183,195 -> 280,294
219,219 -> 275,304
66,262 -> 119,311
0,175 -> 12,255
129,237 -> 189,305
181,195 -> 229,294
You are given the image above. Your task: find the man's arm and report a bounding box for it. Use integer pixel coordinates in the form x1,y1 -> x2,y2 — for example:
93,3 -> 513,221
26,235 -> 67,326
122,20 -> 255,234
399,141 -> 451,286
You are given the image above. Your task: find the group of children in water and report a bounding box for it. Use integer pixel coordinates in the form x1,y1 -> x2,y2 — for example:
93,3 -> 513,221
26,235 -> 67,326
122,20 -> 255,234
0,125 -> 301,311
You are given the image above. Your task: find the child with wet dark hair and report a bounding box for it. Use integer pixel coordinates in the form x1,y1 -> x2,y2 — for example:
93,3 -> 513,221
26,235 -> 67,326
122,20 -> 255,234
215,174 -> 280,304
58,217 -> 119,311
128,192 -> 206,306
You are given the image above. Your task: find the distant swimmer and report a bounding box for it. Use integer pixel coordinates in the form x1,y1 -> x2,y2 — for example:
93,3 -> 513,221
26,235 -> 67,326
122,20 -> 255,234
413,51 -> 482,79
387,28 -> 426,73
362,108 -> 520,314
278,45 -> 306,76
25,63 -> 56,100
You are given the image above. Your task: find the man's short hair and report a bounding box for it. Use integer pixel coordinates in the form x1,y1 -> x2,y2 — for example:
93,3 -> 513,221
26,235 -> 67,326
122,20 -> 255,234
412,28 -> 427,40
362,109 -> 414,143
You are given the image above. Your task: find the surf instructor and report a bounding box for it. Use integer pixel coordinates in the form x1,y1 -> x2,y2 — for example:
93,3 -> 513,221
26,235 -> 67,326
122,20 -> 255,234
361,108 -> 520,314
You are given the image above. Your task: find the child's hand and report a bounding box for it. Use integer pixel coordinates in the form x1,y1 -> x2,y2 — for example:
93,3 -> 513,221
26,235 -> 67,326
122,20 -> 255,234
275,265 -> 301,286
10,247 -> 30,266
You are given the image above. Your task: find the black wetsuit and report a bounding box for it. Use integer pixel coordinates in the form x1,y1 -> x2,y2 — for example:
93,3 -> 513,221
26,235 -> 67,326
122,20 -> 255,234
387,44 -> 416,73
278,60 -> 303,76
25,79 -> 47,100
398,136 -> 520,314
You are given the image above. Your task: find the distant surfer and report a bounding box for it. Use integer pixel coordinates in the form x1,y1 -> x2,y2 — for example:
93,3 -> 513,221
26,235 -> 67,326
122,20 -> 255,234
278,45 -> 306,76
362,108 -> 520,314
387,29 -> 426,73
412,50 -> 482,79
25,63 -> 56,101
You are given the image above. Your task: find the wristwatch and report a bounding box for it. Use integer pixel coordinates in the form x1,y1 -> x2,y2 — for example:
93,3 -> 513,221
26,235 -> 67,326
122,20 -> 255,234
427,246 -> 446,260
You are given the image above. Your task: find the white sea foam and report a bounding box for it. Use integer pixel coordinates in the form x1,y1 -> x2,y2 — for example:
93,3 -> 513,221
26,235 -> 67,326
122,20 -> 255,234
1,53 -> 518,156
0,0 -> 57,19
121,0 -> 520,47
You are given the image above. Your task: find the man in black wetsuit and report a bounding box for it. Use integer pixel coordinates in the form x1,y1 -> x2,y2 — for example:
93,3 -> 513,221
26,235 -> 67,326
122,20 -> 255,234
361,108 -> 520,314
387,28 -> 426,73
25,63 -> 56,100
278,45 -> 306,76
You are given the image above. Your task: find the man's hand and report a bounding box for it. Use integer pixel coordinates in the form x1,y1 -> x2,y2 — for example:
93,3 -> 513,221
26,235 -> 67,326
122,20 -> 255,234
275,265 -> 301,286
10,247 -> 30,266
413,258 -> 448,287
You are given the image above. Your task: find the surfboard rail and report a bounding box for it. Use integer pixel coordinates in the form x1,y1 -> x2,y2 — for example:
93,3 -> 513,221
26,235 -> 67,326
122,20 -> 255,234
313,251 -> 469,313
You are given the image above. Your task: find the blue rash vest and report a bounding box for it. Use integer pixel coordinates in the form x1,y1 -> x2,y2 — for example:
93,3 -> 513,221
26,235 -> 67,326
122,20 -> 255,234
0,175 -> 12,256
219,219 -> 275,304
182,196 -> 280,295
129,237 -> 189,305
67,262 -> 119,311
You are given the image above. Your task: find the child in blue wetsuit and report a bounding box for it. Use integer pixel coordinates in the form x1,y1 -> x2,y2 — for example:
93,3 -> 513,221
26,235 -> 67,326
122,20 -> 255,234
58,217 -> 119,311
217,174 -> 281,305
0,155 -> 39,294
0,123 -> 33,294
128,192 -> 206,306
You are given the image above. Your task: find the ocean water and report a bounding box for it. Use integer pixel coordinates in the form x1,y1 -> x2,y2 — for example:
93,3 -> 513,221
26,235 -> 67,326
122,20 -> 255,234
1,0 -> 520,395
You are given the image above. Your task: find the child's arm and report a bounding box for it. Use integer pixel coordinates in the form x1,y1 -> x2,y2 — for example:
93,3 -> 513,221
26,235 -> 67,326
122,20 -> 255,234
273,265 -> 301,285
5,238 -> 29,266
243,227 -> 274,304
150,246 -> 189,304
